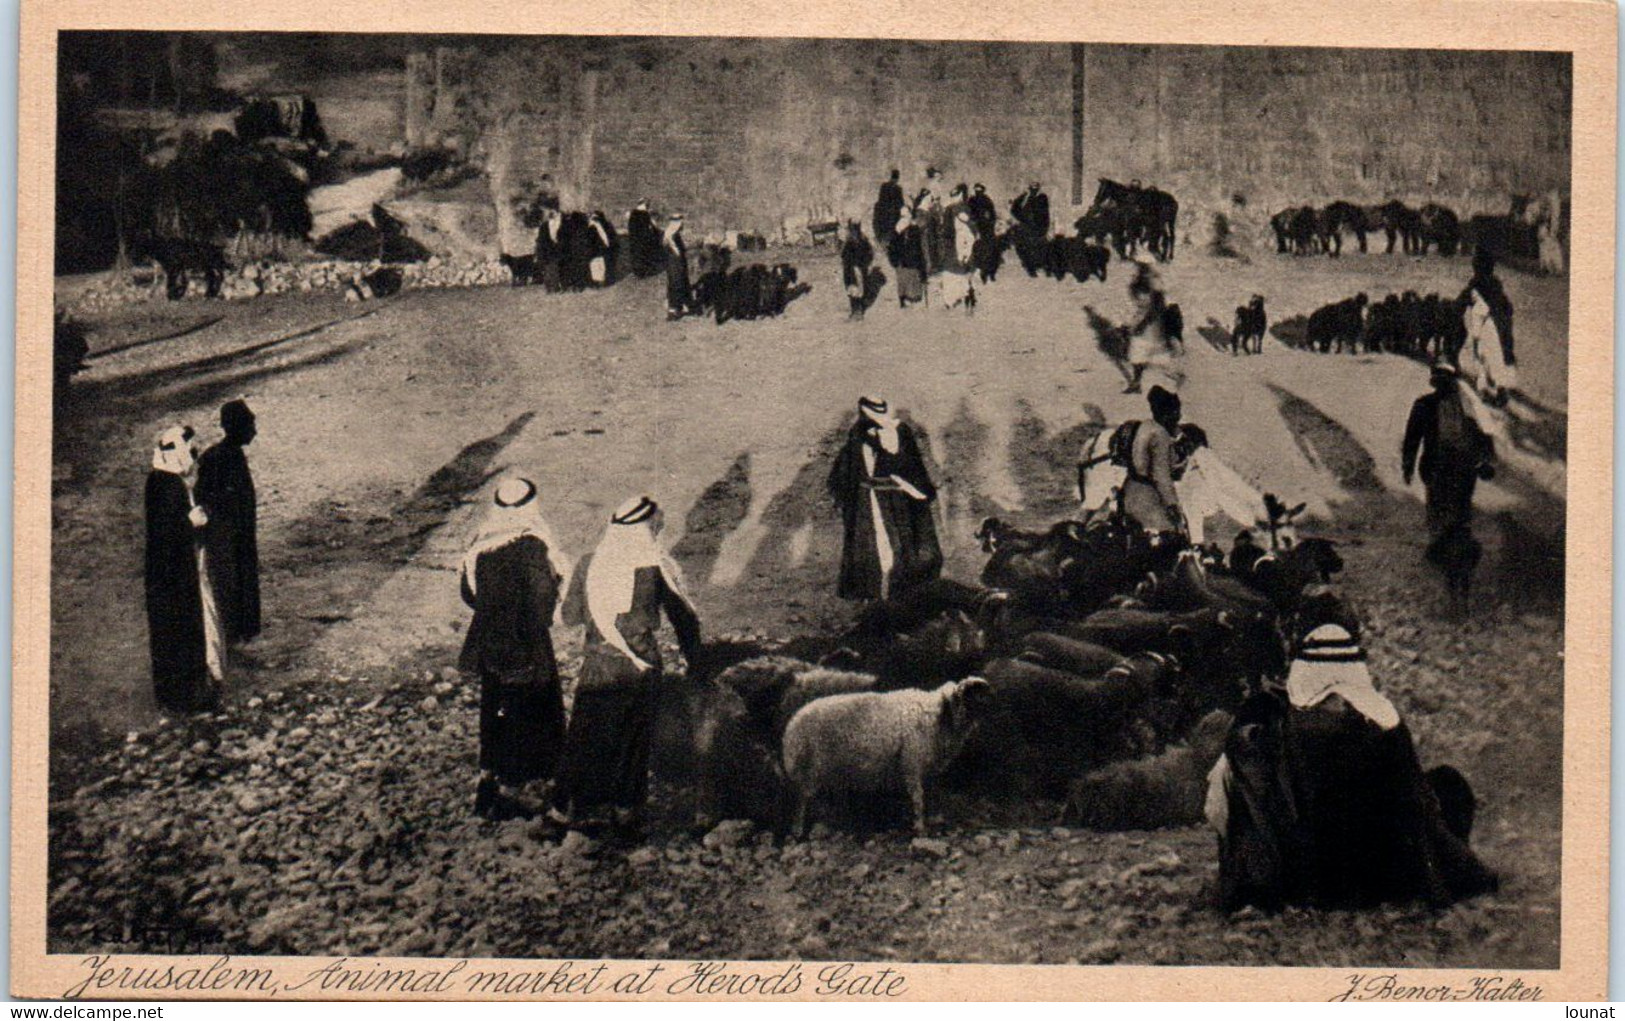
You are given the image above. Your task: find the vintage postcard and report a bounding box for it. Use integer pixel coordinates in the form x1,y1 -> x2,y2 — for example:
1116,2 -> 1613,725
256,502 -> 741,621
13,0 -> 1615,1002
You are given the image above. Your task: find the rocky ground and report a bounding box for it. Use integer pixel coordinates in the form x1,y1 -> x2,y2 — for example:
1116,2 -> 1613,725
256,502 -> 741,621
48,244 -> 1566,966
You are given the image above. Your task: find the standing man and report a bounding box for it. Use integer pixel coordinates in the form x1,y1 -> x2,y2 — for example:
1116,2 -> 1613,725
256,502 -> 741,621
874,170 -> 906,260
195,400 -> 260,648
840,220 -> 875,320
547,496 -> 701,840
827,396 -> 943,601
1011,181 -> 1051,277
146,425 -> 224,713
967,183 -> 997,237
1120,386 -> 1186,541
626,200 -> 664,278
1402,364 -> 1496,601
662,212 -> 692,320
1124,260 -> 1177,394
458,477 -> 570,821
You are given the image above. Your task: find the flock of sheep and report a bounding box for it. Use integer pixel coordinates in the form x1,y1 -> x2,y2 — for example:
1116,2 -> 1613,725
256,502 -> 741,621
649,495 -> 1348,842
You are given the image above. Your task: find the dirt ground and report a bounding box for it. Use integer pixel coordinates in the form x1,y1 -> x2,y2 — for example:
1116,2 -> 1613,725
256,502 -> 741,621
48,245 -> 1567,967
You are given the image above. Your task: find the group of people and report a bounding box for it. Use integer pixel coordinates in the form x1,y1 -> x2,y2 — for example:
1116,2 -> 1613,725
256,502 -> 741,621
858,168 -> 1017,312
456,484 -> 701,829
144,400 -> 260,714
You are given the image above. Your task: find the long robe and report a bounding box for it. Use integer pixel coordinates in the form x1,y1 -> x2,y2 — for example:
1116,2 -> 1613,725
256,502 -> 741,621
1011,189 -> 1051,276
559,213 -> 597,291
840,232 -> 875,312
1402,387 -> 1491,552
874,180 -> 906,257
145,471 -> 221,713
627,209 -> 664,278
664,231 -> 692,314
195,441 -> 260,644
1212,691 -> 1498,912
552,551 -> 702,817
890,226 -> 926,303
458,534 -> 566,784
535,218 -> 564,292
587,218 -> 619,287
828,421 -> 943,600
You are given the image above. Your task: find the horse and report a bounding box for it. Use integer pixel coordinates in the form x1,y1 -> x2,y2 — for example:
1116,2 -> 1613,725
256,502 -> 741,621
1091,178 -> 1179,262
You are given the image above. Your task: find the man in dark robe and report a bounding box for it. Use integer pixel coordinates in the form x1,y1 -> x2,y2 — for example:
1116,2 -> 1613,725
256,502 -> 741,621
627,200 -> 664,278
1011,181 -> 1051,277
196,400 -> 260,646
146,425 -> 222,713
874,170 -> 906,262
559,212 -> 597,291
839,220 -> 875,320
1402,364 -> 1495,597
459,477 -> 569,821
967,183 -> 997,236
828,396 -> 943,601
662,213 -> 693,320
889,212 -> 927,307
535,208 -> 564,292
1208,624 -> 1498,912
547,496 -> 701,840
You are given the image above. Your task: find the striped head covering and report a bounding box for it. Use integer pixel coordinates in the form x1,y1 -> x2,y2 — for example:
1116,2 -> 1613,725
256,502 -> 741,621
858,395 -> 900,453
151,424 -> 200,476
1285,624 -> 1399,730
461,476 -> 571,606
585,496 -> 693,668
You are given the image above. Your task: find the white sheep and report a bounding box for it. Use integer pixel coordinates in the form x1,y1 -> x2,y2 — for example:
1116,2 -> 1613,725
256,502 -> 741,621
781,677 -> 992,836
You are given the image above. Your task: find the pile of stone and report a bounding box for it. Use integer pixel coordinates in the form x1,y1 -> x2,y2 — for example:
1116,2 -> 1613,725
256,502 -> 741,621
65,256 -> 520,314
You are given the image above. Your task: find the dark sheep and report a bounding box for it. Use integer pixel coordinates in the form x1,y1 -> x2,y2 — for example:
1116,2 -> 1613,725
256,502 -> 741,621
1064,709 -> 1233,830
499,253 -> 537,287
1305,293 -> 1368,353
1045,235 -> 1111,283
1232,295 -> 1266,355
142,237 -> 229,300
1417,203 -> 1461,256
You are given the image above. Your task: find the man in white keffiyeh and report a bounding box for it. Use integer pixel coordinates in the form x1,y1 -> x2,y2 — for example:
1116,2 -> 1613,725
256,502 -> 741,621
145,424 -> 225,713
457,476 -> 571,820
547,495 -> 702,838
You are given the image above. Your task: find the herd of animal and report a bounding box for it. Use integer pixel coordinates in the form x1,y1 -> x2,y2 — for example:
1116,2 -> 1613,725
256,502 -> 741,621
689,246 -> 809,324
1270,200 -> 1462,257
651,494 -> 1353,840
1292,290 -> 1471,359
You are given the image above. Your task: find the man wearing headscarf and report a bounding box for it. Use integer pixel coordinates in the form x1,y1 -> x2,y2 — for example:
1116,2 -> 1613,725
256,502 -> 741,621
1205,624 -> 1498,911
1402,363 -> 1495,590
196,400 -> 261,647
458,477 -> 571,821
548,496 -> 701,837
626,200 -> 664,278
1119,386 -> 1186,540
839,220 -> 875,321
663,213 -> 692,320
145,425 -> 225,713
827,397 -> 943,601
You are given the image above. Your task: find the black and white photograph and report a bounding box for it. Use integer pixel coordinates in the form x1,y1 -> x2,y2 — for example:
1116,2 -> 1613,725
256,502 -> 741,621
22,10 -> 1611,997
